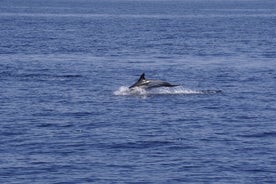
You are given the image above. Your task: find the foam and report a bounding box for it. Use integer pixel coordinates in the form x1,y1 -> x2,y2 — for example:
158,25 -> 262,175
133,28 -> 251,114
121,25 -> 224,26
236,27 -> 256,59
113,86 -> 220,96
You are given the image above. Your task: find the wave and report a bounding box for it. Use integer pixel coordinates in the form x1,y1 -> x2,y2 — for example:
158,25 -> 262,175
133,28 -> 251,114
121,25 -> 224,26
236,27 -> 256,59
114,86 -> 221,96
2,13 -> 276,19
239,131 -> 276,138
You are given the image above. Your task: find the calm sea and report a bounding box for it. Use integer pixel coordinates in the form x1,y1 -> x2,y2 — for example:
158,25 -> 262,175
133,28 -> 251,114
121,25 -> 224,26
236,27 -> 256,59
1,0 -> 276,183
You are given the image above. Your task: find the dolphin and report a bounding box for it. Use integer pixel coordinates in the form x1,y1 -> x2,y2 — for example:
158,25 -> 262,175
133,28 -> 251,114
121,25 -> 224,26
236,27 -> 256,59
129,73 -> 178,89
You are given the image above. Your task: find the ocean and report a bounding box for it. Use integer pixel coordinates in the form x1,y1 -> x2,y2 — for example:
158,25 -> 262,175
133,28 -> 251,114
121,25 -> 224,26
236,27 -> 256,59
0,0 -> 276,183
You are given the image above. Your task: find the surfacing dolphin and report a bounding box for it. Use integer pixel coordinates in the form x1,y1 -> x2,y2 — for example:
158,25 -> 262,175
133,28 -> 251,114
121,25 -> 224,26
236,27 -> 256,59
129,73 -> 178,89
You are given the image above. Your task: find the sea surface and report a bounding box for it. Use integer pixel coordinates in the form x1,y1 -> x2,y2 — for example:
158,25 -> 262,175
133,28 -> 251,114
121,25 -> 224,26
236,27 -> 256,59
1,0 -> 276,183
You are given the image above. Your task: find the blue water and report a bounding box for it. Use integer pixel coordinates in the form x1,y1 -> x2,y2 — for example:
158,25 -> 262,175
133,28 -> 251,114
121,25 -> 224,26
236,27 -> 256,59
1,0 -> 276,183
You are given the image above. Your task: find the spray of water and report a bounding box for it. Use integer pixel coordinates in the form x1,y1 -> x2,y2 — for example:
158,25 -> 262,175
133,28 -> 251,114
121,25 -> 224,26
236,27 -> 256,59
113,86 -> 221,96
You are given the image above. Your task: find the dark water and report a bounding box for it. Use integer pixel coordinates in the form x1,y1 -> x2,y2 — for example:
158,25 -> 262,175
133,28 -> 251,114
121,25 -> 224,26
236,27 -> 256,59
1,0 -> 276,183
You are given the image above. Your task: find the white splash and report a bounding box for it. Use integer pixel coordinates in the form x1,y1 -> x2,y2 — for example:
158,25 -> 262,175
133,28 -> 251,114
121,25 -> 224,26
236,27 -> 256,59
113,86 -> 147,96
113,86 -> 213,96
148,86 -> 204,95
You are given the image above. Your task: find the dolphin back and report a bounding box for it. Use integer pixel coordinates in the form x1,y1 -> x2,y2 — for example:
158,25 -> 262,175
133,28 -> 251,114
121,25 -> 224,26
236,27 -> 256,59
129,73 -> 178,89
146,80 -> 178,89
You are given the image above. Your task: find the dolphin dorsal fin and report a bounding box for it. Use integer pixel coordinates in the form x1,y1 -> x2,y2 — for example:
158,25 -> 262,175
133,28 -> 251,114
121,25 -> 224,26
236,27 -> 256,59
129,73 -> 147,89
138,73 -> 145,81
